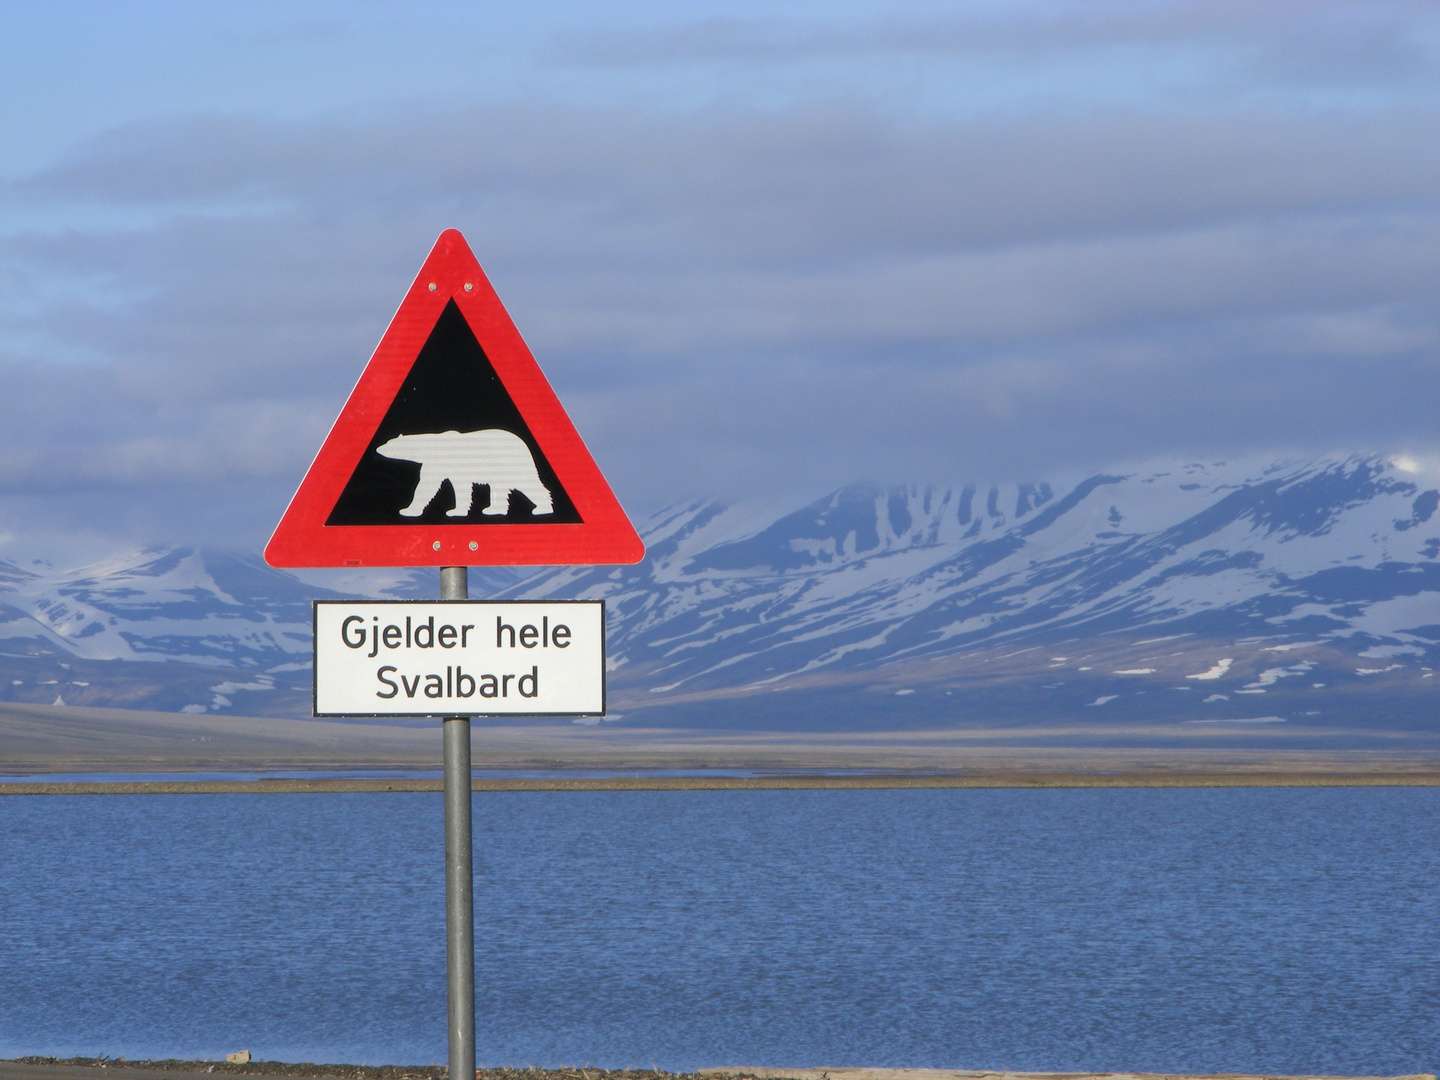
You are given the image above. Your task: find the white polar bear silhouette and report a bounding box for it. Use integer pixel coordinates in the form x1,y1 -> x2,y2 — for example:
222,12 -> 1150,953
375,429 -> 554,518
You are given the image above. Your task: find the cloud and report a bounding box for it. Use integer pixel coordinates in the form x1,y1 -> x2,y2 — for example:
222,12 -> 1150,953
0,78 -> 1437,549
13,102 -> 1434,353
21,104 -> 1438,240
549,2 -> 1438,88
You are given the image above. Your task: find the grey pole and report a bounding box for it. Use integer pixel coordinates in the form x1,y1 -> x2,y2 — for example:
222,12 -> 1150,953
440,565 -> 474,1080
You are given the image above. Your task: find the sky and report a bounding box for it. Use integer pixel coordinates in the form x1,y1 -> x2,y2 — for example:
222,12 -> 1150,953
0,0 -> 1437,561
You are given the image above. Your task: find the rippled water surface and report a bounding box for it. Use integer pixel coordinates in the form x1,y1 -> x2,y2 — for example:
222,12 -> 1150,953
1,788 -> 1436,1074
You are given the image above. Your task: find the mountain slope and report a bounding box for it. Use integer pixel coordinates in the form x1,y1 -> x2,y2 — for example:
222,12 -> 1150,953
2,455 -> 1439,743
496,455 -> 1440,737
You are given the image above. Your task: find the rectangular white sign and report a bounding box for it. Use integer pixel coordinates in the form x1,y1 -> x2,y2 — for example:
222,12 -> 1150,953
313,600 -> 604,717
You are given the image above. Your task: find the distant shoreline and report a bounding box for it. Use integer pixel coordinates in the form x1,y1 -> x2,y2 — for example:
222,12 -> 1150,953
6,700 -> 1440,794
4,768 -> 1440,794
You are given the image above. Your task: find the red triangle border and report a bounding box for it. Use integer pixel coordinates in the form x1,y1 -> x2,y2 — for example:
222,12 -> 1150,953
265,230 -> 644,568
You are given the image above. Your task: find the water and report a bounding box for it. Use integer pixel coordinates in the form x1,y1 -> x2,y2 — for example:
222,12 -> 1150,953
0,788 -> 1435,1075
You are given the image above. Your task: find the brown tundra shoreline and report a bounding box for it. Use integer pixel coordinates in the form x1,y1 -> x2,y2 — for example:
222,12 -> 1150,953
1,1059 -> 1433,1080
4,767 -> 1440,795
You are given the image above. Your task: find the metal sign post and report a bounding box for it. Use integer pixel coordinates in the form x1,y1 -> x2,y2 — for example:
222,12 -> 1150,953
440,566 -> 475,1080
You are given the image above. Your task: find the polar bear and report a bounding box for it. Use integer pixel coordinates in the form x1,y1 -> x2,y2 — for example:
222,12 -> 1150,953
375,429 -> 554,518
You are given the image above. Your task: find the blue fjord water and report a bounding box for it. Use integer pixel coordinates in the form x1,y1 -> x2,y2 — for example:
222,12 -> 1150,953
0,788 -> 1436,1075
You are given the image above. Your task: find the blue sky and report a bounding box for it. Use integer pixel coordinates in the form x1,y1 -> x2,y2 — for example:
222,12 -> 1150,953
0,0 -> 1437,559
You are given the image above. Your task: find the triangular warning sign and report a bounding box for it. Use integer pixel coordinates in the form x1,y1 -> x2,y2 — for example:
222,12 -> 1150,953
265,230 -> 644,567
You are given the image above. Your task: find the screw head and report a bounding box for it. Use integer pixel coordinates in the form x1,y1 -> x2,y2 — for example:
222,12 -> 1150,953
464,282 -> 474,292
468,540 -> 478,551
432,541 -> 441,551
427,282 -> 437,292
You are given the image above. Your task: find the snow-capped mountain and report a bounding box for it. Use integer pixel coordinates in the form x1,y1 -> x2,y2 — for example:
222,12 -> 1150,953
3,454 -> 1440,737
496,454 -> 1440,736
0,548 -> 330,715
1,547 -> 321,667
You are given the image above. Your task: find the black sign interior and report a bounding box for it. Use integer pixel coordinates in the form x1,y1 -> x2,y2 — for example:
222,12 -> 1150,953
327,300 -> 582,526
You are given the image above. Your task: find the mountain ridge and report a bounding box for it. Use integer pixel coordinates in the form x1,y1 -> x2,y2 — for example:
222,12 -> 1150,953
2,453 -> 1438,746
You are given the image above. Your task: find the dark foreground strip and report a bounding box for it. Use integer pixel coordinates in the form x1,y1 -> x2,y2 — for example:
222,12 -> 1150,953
2,771 -> 1439,794
1,1059 -> 1433,1080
